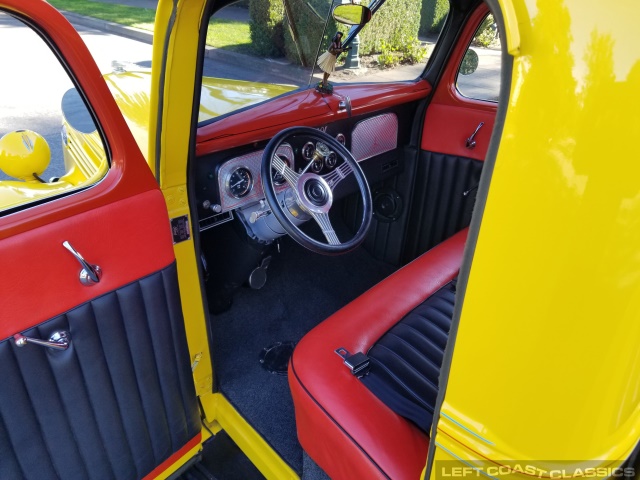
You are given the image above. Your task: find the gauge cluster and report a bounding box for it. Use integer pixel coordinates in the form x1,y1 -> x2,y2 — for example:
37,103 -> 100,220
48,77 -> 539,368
197,112 -> 399,229
196,112 -> 402,232
213,143 -> 294,213
302,139 -> 343,174
213,133 -> 349,214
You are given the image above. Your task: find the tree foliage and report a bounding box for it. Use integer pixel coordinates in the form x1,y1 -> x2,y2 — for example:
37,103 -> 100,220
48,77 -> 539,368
419,0 -> 449,36
357,0 -> 422,56
249,0 -> 284,57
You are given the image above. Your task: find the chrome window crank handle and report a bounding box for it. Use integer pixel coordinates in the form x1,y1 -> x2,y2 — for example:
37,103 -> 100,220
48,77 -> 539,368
14,331 -> 70,351
63,241 -> 102,286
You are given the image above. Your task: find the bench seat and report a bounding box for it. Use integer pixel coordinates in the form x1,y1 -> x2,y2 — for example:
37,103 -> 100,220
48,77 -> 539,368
289,229 -> 468,479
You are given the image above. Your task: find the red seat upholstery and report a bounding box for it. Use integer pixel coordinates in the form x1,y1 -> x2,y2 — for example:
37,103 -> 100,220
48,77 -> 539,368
289,229 -> 468,480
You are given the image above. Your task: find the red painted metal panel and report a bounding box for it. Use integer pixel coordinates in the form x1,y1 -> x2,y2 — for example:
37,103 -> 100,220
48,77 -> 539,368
196,81 -> 431,154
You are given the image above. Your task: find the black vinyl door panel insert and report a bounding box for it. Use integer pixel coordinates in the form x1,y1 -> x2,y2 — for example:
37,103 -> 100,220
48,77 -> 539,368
0,263 -> 200,480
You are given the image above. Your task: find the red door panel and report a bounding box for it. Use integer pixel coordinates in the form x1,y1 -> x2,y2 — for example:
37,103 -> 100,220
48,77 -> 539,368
403,4 -> 494,261
0,189 -> 174,337
421,103 -> 495,161
421,3 -> 497,162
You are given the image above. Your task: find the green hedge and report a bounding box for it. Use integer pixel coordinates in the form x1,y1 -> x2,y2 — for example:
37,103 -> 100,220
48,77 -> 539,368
357,0 -> 422,55
419,0 -> 449,36
249,0 -> 429,65
249,0 -> 284,57
284,0 -> 424,61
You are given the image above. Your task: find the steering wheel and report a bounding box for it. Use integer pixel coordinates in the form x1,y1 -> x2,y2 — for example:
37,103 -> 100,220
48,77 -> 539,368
261,126 -> 372,255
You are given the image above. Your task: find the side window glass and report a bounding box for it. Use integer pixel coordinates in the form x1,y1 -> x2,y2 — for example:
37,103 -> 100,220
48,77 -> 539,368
318,0 -> 450,85
456,13 -> 501,102
0,12 -> 107,214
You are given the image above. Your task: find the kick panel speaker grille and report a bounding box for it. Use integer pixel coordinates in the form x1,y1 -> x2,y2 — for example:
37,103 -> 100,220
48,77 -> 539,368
0,263 -> 200,480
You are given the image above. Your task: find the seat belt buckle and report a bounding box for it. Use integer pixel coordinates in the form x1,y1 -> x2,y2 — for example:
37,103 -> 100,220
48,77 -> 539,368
335,347 -> 370,377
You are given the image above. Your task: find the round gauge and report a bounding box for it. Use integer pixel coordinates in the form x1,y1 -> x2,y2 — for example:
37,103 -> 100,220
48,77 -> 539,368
272,155 -> 291,186
311,159 -> 323,173
302,142 -> 315,160
226,167 -> 253,198
315,141 -> 330,157
325,151 -> 337,168
336,133 -> 346,146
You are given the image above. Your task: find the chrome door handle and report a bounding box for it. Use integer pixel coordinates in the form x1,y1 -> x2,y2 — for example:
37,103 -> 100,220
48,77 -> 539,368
63,241 -> 102,286
466,122 -> 485,149
14,331 -> 70,351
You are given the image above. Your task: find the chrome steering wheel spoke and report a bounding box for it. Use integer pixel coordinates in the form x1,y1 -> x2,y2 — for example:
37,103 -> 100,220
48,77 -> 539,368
323,161 -> 353,189
310,211 -> 341,245
272,153 -> 299,189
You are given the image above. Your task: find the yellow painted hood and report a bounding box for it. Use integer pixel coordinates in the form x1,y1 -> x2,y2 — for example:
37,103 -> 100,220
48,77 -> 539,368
103,70 -> 296,161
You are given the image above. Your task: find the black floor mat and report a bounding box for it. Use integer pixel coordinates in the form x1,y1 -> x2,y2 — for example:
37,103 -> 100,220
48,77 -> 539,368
209,237 -> 396,475
202,431 -> 265,480
177,431 -> 265,480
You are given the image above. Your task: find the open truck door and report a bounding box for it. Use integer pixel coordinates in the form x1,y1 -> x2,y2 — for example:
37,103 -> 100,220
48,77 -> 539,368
0,2 -> 202,478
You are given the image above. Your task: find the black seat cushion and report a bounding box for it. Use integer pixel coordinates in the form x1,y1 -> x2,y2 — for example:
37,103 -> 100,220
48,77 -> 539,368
361,279 -> 456,432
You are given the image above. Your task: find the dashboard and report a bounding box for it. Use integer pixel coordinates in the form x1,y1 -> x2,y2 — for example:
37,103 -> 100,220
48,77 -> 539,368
196,112 -> 400,232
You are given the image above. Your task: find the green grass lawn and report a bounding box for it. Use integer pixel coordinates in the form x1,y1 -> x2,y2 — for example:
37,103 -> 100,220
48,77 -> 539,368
49,0 -> 155,31
49,0 -> 252,54
206,18 -> 252,55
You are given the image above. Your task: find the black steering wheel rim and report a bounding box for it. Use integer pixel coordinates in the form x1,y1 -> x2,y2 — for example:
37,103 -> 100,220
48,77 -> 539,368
261,126 -> 372,255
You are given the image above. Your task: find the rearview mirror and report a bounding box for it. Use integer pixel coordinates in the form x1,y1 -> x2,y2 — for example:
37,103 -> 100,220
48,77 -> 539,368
332,4 -> 372,26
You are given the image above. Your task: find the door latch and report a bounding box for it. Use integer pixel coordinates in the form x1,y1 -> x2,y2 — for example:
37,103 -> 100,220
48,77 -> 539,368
466,122 -> 485,149
63,241 -> 102,286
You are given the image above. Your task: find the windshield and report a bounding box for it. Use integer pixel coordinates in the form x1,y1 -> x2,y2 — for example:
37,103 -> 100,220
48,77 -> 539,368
198,0 -> 448,126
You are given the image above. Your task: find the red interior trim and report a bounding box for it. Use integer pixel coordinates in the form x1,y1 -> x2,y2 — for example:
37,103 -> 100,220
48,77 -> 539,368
421,103 -> 496,160
142,433 -> 201,480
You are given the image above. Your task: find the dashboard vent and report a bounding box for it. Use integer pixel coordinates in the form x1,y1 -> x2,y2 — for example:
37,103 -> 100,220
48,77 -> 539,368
199,211 -> 234,231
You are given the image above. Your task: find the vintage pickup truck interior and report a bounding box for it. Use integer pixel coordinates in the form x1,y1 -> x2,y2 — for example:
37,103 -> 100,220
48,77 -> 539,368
1,0 -> 638,479
191,2 -> 496,478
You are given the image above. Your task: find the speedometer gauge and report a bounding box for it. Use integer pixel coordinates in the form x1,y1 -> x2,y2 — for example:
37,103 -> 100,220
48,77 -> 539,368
226,167 -> 253,198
